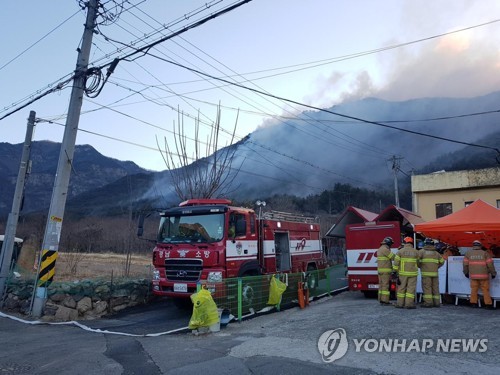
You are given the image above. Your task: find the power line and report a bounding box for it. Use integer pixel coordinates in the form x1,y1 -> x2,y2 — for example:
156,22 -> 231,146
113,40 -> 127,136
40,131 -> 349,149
0,0 -> 252,122
103,6 -> 499,161
96,0 -> 253,70
36,117 -> 336,193
115,18 -> 500,90
0,9 -> 83,72
77,97 -> 384,188
143,52 -> 500,156
88,1 -> 500,157
0,77 -> 74,121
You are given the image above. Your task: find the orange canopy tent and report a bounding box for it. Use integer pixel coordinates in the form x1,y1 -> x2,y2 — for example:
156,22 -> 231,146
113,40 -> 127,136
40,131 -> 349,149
414,199 -> 500,247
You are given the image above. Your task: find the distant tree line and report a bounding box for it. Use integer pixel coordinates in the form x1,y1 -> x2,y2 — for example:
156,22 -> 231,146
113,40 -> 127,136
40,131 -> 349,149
1,181 -> 410,258
237,182 -> 408,216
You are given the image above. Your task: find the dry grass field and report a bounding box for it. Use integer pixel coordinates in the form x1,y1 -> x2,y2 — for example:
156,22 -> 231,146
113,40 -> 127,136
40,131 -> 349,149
15,243 -> 153,282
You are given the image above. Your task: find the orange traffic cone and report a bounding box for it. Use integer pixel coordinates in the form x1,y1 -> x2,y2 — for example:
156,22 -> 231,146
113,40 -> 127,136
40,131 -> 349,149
298,282 -> 305,309
298,282 -> 310,309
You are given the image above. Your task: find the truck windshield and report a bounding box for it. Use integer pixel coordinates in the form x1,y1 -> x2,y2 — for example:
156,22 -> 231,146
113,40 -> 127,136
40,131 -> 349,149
158,213 -> 225,244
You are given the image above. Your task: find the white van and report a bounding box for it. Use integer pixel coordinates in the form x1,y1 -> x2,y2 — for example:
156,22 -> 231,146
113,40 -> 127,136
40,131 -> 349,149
0,235 -> 24,266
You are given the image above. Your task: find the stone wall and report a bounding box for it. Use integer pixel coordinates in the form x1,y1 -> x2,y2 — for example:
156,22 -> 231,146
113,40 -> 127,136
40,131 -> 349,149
3,278 -> 153,321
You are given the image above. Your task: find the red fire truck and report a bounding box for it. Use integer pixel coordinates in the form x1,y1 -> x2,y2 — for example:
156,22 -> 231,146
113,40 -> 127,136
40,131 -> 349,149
146,199 -> 327,301
327,205 -> 423,297
345,221 -> 402,296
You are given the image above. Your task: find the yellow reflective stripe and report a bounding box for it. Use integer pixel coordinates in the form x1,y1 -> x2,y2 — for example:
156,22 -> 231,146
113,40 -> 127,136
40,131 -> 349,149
400,258 -> 417,262
405,293 -> 415,298
433,295 -> 441,299
421,272 -> 438,277
379,291 -> 390,295
423,294 -> 433,299
378,268 -> 392,273
388,253 -> 395,259
378,256 -> 390,260
397,293 -> 406,298
399,271 -> 418,276
421,259 -> 439,263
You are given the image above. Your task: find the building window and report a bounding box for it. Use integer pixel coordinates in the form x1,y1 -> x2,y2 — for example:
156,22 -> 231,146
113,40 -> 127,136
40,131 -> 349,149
497,200 -> 500,209
464,201 -> 473,207
435,203 -> 452,218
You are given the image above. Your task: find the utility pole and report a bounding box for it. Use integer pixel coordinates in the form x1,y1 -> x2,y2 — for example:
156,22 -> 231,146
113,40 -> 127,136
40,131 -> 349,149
0,111 -> 36,305
389,155 -> 403,207
31,0 -> 98,317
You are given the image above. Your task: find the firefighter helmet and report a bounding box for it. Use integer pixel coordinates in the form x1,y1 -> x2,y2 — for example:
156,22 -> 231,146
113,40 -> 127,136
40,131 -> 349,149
473,240 -> 482,247
424,238 -> 434,245
403,236 -> 413,244
383,237 -> 394,246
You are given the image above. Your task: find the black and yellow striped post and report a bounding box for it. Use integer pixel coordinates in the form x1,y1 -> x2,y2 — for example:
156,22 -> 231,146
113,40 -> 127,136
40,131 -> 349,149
32,215 -> 63,316
31,0 -> 99,318
37,250 -> 58,288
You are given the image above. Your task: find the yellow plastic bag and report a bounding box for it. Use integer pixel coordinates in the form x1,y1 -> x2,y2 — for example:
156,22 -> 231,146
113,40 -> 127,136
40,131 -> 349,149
267,275 -> 287,305
188,288 -> 220,330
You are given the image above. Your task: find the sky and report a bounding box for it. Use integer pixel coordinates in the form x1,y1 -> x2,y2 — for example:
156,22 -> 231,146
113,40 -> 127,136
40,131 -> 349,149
2,0 -> 500,172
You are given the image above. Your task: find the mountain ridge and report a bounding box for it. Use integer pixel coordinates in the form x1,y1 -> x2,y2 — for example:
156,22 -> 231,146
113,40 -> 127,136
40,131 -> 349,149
1,92 -> 499,219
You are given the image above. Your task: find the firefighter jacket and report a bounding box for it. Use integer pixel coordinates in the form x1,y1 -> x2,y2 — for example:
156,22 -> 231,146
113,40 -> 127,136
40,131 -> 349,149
419,244 -> 444,277
377,243 -> 394,274
463,246 -> 497,279
393,244 -> 419,277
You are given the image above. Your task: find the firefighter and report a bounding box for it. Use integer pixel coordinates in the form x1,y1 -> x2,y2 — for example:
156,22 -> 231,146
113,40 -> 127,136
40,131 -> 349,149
419,238 -> 444,307
377,236 -> 395,305
463,240 -> 497,309
393,236 -> 419,309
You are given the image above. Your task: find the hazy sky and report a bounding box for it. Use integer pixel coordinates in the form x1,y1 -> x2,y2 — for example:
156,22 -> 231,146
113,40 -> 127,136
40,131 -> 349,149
2,0 -> 500,171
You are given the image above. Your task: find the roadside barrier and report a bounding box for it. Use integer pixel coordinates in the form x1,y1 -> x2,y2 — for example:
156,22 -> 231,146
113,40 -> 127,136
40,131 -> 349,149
1,263 -> 347,325
197,264 -> 348,321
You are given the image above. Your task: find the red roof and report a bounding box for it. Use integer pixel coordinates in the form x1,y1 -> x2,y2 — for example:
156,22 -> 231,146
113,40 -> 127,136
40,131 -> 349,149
326,206 -> 378,237
375,205 -> 424,230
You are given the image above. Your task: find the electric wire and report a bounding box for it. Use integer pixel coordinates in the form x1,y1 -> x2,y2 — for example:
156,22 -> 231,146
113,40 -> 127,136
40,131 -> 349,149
0,9 -> 83,73
7,1 -> 499,206
110,19 -> 500,91
90,3 -> 500,157
108,3 -> 396,161
143,52 -> 500,156
77,77 -> 500,125
0,0 -> 249,121
80,78 -> 387,188
85,97 -> 385,187
36,117 -> 334,192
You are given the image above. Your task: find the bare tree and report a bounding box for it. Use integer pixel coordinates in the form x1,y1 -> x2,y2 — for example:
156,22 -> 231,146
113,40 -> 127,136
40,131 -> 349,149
158,105 -> 242,200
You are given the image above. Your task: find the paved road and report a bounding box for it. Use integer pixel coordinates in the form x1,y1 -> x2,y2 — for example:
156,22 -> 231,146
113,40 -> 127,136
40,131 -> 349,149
1,292 -> 499,374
